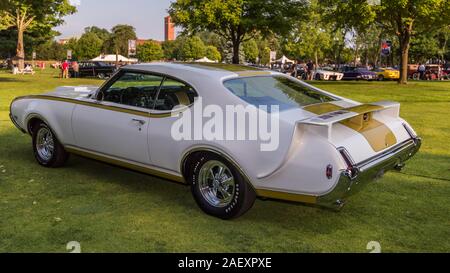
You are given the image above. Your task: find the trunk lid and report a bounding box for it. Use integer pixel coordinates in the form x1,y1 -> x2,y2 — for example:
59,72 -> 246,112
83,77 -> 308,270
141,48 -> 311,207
300,101 -> 412,163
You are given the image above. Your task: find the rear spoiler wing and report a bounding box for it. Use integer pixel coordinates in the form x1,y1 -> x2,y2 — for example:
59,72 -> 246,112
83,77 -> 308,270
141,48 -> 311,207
298,101 -> 401,140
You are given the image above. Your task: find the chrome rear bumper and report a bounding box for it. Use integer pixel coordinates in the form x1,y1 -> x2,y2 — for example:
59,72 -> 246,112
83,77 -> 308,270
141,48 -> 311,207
317,137 -> 422,210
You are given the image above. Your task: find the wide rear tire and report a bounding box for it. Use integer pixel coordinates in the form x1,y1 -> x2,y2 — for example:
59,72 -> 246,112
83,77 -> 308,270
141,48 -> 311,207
189,153 -> 256,220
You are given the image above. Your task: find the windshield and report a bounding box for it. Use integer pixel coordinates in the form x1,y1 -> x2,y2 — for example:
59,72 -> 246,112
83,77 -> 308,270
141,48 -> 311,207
223,76 -> 337,112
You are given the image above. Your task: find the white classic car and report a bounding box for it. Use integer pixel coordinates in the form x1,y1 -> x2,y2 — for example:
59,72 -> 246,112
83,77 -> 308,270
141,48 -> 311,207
314,67 -> 344,81
9,63 -> 421,219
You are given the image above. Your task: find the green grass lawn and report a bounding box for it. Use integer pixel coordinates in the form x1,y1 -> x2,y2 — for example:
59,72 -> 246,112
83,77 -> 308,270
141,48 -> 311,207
0,69 -> 449,253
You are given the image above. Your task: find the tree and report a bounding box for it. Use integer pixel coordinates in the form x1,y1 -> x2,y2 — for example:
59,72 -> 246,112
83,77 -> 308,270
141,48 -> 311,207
137,40 -> 164,62
409,33 -> 441,63
324,0 -> 450,84
83,26 -> 111,53
162,40 -> 180,60
84,26 -> 110,42
169,0 -> 306,64
35,40 -> 65,60
107,24 -> 137,58
76,31 -> 104,60
437,26 -> 450,63
179,36 -> 205,61
2,0 -> 76,69
205,45 -> 221,62
0,1 -> 9,30
0,13 -> 10,31
283,0 -> 331,66
255,34 -> 279,65
242,39 -> 259,63
260,47 -> 271,66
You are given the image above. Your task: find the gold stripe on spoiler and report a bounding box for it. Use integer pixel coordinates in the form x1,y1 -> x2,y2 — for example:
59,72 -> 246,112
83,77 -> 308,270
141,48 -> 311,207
304,103 -> 397,152
303,103 -> 343,115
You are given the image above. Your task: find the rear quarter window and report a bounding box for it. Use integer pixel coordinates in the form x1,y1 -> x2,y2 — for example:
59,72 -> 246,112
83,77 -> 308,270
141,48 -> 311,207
223,76 -> 336,111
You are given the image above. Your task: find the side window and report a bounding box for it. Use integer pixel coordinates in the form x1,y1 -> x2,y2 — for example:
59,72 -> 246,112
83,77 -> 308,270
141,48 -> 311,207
102,72 -> 164,109
154,78 -> 198,111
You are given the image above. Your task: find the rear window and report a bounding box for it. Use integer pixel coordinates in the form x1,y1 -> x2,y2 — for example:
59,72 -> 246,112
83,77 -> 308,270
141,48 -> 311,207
223,76 -> 336,111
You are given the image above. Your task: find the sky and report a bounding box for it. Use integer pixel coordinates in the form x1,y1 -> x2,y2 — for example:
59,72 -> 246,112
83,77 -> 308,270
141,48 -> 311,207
56,0 -> 177,40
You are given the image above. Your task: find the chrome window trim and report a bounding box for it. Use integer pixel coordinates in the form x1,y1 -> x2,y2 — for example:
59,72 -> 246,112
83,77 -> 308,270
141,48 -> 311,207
95,68 -> 199,115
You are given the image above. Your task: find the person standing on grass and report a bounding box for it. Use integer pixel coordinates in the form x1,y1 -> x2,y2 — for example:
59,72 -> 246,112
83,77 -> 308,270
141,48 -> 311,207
306,60 -> 315,80
72,61 -> 79,78
418,63 -> 426,80
62,60 -> 69,79
291,60 -> 299,79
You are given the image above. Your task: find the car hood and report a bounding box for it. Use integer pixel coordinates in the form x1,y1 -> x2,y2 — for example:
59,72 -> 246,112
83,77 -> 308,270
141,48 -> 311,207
45,86 -> 99,99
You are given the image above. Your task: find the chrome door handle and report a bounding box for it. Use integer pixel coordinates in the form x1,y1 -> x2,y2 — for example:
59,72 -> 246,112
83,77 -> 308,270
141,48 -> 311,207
132,119 -> 146,125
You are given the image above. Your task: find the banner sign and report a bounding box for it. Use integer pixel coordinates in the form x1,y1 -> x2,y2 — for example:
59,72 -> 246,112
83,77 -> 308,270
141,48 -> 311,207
128,40 -> 137,57
32,51 -> 36,60
67,50 -> 73,60
270,51 -> 277,63
381,40 -> 392,56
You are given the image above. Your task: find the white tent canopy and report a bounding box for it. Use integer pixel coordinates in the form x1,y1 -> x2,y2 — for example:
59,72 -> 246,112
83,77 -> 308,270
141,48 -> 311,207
91,54 -> 138,63
274,55 -> 295,64
194,57 -> 217,63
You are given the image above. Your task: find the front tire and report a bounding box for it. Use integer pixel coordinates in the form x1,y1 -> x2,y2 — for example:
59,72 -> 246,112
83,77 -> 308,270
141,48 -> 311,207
190,153 -> 256,220
32,122 -> 69,168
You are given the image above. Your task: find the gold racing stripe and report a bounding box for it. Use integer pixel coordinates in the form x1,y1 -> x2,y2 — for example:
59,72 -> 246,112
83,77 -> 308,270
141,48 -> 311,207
345,104 -> 384,114
256,189 -> 317,204
65,146 -> 186,184
341,117 -> 397,152
304,103 -> 397,152
303,102 -> 343,115
12,95 -> 172,118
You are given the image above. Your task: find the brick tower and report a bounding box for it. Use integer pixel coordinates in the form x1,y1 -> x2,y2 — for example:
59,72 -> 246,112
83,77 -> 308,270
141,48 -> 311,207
164,16 -> 175,41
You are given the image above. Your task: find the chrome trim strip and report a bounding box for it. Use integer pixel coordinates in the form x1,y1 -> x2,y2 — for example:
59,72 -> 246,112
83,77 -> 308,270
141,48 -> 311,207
356,139 -> 418,172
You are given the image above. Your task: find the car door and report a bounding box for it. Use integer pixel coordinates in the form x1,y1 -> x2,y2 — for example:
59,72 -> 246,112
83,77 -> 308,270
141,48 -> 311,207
147,77 -> 198,171
72,70 -> 164,164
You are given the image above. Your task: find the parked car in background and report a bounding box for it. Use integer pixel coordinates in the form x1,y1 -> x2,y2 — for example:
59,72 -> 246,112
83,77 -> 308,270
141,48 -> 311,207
408,64 -> 420,80
441,66 -> 450,80
9,63 -> 421,219
424,64 -> 442,80
374,67 -> 400,81
70,61 -> 116,79
289,64 -> 308,80
341,67 -> 377,81
314,67 -> 344,81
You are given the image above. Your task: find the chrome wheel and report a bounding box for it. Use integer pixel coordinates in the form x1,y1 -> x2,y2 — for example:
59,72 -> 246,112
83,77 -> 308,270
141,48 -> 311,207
198,160 -> 236,208
36,127 -> 54,162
